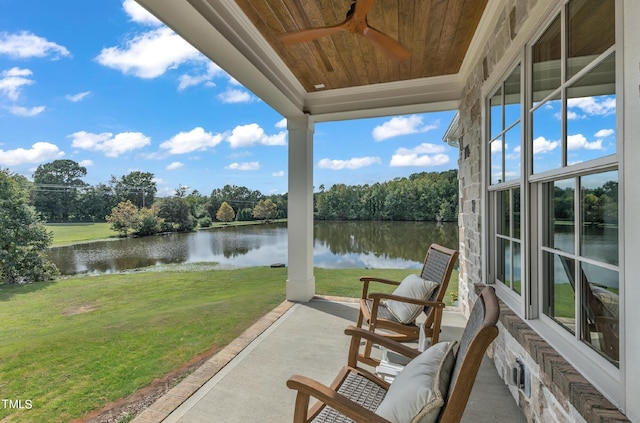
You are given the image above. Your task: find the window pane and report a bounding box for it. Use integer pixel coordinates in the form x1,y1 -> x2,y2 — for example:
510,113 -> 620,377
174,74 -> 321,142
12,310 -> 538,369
490,87 -> 502,139
532,96 -> 562,173
504,64 -> 521,127
567,0 -> 615,80
490,138 -> 503,185
497,237 -> 506,283
544,179 -> 575,253
581,171 -> 618,265
567,53 -> 616,165
500,237 -> 511,288
504,123 -> 521,181
543,251 -> 575,334
580,262 -> 619,364
513,187 -> 521,239
497,190 -> 510,236
533,15 -> 561,103
513,241 -> 521,295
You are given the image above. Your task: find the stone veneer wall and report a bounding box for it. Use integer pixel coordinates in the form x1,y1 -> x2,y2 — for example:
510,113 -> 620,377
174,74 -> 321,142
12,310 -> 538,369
456,0 -> 629,422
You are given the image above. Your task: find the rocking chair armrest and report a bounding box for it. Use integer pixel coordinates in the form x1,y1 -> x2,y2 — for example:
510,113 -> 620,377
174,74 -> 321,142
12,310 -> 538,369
359,277 -> 401,299
287,374 -> 390,423
344,325 -> 421,365
359,276 -> 401,285
368,292 -> 446,309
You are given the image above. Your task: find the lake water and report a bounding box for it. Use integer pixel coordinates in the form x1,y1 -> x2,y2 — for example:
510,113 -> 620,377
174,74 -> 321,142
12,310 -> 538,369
46,221 -> 459,275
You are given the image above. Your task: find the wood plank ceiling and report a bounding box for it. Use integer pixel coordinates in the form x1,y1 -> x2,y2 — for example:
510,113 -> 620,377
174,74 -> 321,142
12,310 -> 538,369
230,0 -> 489,92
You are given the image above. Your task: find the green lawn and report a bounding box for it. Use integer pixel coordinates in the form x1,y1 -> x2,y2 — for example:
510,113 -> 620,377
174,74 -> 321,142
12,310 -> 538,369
46,220 -> 289,247
0,266 -> 458,422
47,222 -> 118,246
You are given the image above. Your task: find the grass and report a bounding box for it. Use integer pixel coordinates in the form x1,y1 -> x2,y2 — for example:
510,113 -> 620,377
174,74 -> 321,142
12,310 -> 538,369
0,266 -> 458,422
47,223 -> 118,246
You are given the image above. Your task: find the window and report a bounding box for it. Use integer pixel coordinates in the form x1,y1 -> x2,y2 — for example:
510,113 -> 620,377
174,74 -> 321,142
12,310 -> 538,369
541,172 -> 619,365
486,0 -> 619,374
488,64 -> 522,296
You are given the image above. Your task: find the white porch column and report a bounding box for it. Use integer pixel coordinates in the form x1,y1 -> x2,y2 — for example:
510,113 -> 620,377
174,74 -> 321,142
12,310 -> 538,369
286,115 -> 315,302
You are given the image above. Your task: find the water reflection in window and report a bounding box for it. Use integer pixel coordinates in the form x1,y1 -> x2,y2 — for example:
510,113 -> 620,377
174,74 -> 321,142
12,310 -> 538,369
581,172 -> 618,266
544,179 -> 575,253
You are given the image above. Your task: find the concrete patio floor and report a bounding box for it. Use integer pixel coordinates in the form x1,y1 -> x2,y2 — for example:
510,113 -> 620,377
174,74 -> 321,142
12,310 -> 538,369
133,298 -> 526,423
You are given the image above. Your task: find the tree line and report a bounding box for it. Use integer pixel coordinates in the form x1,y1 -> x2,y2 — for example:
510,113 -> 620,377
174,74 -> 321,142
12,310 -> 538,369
315,169 -> 459,221
23,160 -> 459,227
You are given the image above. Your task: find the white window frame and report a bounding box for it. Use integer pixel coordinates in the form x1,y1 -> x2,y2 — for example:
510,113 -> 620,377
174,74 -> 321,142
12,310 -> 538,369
482,0 -> 624,407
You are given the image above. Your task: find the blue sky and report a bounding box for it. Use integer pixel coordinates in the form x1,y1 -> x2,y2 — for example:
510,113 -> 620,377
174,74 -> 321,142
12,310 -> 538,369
0,0 -> 460,196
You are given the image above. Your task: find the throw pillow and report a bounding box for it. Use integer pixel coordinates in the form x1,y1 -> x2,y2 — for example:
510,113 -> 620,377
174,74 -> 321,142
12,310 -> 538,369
386,274 -> 439,324
375,341 -> 457,423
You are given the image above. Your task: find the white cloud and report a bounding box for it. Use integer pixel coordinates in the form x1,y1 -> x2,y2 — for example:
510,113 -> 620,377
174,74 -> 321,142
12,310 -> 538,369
0,141 -> 64,166
317,156 -> 381,170
9,105 -> 45,117
389,143 -> 449,167
79,159 -> 93,167
225,161 -> 260,171
96,27 -> 202,79
567,110 -> 580,120
595,128 -> 614,138
160,127 -> 224,154
372,115 -> 438,141
0,31 -> 70,59
166,161 -> 184,170
227,123 -> 286,148
218,88 -> 252,104
70,130 -> 151,157
66,91 -> 91,102
122,0 -> 163,26
275,118 -> 287,129
272,170 -> 285,177
0,67 -> 34,100
178,62 -> 224,91
532,136 -> 559,154
568,96 -> 616,116
567,133 -> 602,150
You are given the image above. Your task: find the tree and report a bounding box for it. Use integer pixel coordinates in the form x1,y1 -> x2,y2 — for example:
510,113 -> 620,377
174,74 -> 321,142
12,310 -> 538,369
137,205 -> 163,236
32,159 -> 87,222
0,169 -> 58,284
216,201 -> 236,222
253,199 -> 277,220
111,171 -> 157,208
157,197 -> 195,232
208,184 -> 262,218
106,200 -> 141,236
77,183 -> 116,222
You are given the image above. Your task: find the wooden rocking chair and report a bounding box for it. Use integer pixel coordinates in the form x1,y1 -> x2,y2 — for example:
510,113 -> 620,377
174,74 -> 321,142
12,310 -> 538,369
287,286 -> 500,423
356,244 -> 458,365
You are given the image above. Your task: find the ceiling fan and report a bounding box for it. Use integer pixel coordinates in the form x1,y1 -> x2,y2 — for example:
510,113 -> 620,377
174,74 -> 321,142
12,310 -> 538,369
280,0 -> 410,62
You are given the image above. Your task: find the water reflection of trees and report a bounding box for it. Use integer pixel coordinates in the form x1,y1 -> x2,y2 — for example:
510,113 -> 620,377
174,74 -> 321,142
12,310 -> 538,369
313,221 -> 459,263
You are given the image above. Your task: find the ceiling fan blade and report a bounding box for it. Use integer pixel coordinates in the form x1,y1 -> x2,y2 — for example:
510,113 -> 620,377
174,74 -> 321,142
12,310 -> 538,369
280,24 -> 346,45
362,27 -> 410,62
353,0 -> 376,19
